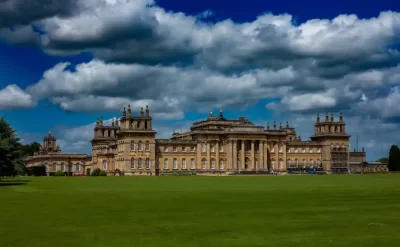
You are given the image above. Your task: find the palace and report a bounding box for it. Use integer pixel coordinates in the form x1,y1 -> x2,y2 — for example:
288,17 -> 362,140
90,105 -> 356,175
25,132 -> 91,174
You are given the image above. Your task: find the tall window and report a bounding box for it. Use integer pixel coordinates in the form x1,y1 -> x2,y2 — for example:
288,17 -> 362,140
302,148 -> 306,153
61,163 -> 65,172
279,143 -> 283,153
317,148 -> 321,153
191,159 -> 195,169
287,159 -> 291,167
76,163 -> 80,172
53,163 -> 57,172
219,144 -> 224,152
146,158 -> 150,169
279,159 -> 283,169
271,159 -> 275,170
202,144 -> 206,153
138,141 -> 142,151
44,163 -> 48,172
182,146 -> 186,152
317,159 -> 322,167
219,159 -> 224,169
164,158 -> 168,169
295,159 -> 298,165
201,158 -> 206,169
131,158 -> 135,169
211,144 -> 215,152
102,160 -> 107,170
138,158 -> 142,169
190,146 -> 195,152
164,146 -> 168,152
173,159 -> 177,169
131,141 -> 135,151
182,159 -> 186,169
211,159 -> 215,169
310,159 -> 314,168
302,159 -> 306,168
146,141 -> 150,151
173,146 -> 177,152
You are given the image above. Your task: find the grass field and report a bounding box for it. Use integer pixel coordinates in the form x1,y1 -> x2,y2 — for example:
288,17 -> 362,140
1,175 -> 400,247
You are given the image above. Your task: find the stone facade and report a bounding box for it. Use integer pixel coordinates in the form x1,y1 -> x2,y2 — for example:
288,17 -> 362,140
91,106 -> 354,176
25,132 -> 91,175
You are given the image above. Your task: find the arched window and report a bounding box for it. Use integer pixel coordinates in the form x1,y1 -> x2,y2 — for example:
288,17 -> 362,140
271,159 -> 275,170
202,143 -> 206,152
211,144 -> 215,152
76,163 -> 80,172
302,159 -> 306,168
131,158 -> 135,169
219,159 -> 224,169
138,140 -> 142,151
44,163 -> 48,172
61,163 -> 65,172
279,159 -> 283,169
138,158 -> 142,169
310,159 -> 314,168
191,159 -> 195,169
146,158 -> 150,169
211,158 -> 215,169
245,158 -> 250,169
287,159 -> 291,167
102,160 -> 107,170
131,141 -> 135,151
317,159 -> 321,167
53,163 -> 57,172
164,158 -> 168,169
182,159 -> 186,169
201,158 -> 206,169
146,141 -> 150,151
295,159 -> 298,165
219,144 -> 224,152
173,158 -> 177,169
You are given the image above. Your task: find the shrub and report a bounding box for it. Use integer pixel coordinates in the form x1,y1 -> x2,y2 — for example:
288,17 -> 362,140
54,170 -> 65,176
99,170 -> 107,176
86,168 -> 91,176
91,168 -> 101,176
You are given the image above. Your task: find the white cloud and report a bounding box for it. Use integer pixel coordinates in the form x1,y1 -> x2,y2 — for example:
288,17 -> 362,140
0,84 -> 36,110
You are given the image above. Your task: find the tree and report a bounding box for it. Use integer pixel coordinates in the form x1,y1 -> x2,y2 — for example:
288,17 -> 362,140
0,117 -> 27,177
20,142 -> 41,157
388,145 -> 400,172
377,157 -> 389,164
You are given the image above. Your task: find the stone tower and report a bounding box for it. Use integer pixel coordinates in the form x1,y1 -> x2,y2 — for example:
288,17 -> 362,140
311,112 -> 350,173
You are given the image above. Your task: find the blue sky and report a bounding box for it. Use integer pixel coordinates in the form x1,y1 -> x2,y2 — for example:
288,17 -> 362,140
0,0 -> 399,160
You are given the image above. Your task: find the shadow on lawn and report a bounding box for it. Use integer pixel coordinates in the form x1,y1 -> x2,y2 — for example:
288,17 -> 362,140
0,179 -> 31,187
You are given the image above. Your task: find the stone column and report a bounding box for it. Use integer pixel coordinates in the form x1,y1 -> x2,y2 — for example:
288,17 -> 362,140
264,141 -> 268,171
275,142 -> 279,170
196,142 -> 201,170
241,140 -> 245,170
228,140 -> 233,170
259,140 -> 264,171
233,140 -> 238,171
207,141 -> 211,170
216,141 -> 220,170
251,140 -> 255,170
283,142 -> 287,171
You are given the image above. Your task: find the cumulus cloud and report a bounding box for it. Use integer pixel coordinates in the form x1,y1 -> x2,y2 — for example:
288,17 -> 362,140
0,84 -> 36,110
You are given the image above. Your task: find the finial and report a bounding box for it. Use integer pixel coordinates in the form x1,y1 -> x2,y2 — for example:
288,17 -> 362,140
140,107 -> 144,116
273,121 -> 276,129
330,113 -> 334,122
123,107 -> 126,117
325,112 -> 329,122
267,122 -> 270,130
146,105 -> 150,116
340,112 -> 343,121
279,122 -> 282,129
219,109 -> 223,117
316,113 -> 320,123
286,121 -> 289,128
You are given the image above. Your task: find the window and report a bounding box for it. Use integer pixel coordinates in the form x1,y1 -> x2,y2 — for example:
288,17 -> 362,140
164,146 -> 168,152
44,163 -> 48,172
201,158 -> 206,169
173,159 -> 177,169
317,148 -> 321,153
146,141 -> 150,151
219,144 -> 224,152
219,159 -> 224,169
302,159 -> 306,168
202,143 -> 206,153
61,163 -> 65,172
102,160 -> 107,170
295,159 -> 298,165
164,158 -> 168,169
182,159 -> 186,169
182,146 -> 186,152
317,159 -> 322,167
287,148 -> 291,153
131,158 -> 135,169
190,146 -> 195,152
131,141 -> 135,151
279,159 -> 283,169
211,159 -> 215,169
211,144 -> 215,152
76,163 -> 80,172
279,143 -> 283,153
138,140 -> 142,151
271,146 -> 275,153
271,159 -> 275,170
310,148 -> 313,153
191,159 -> 195,169
146,158 -> 150,169
53,163 -> 57,172
287,159 -> 291,167
310,159 -> 314,168
173,146 -> 177,152
138,158 -> 142,169
294,148 -> 298,153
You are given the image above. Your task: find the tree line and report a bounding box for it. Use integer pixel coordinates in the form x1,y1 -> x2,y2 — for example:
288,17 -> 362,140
0,117 -> 41,177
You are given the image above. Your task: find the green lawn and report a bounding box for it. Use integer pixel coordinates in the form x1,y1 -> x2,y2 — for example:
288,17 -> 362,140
1,175 -> 400,247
